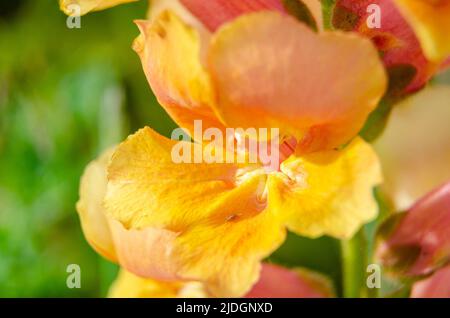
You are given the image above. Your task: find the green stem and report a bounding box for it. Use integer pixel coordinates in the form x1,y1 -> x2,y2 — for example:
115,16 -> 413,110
341,230 -> 367,298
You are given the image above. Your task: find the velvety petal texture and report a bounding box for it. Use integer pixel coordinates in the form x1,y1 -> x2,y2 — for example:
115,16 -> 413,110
376,181 -> 450,276
394,0 -> 450,62
269,137 -> 382,239
103,126 -> 381,296
59,0 -> 137,15
180,0 -> 285,31
109,264 -> 333,298
208,12 -> 386,152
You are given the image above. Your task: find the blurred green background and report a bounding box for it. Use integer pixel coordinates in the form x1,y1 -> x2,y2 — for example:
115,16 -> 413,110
0,0 -> 179,297
1,0 -> 399,298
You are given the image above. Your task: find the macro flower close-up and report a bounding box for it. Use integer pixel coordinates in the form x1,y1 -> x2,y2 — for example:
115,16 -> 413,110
1,0 -> 450,306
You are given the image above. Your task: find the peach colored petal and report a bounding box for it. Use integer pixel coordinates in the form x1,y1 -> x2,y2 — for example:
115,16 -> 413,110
133,11 -> 225,137
208,12 -> 386,152
76,148 -> 117,262
108,219 -> 180,281
411,265 -> 450,298
376,181 -> 450,276
245,264 -> 334,298
268,137 -> 382,239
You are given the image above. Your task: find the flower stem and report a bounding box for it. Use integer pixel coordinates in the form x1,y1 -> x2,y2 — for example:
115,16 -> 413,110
341,230 -> 367,298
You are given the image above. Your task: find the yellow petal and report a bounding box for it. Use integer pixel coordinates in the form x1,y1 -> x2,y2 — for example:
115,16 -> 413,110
268,137 -> 382,239
105,127 -> 286,296
374,85 -> 450,210
208,12 -> 386,152
59,0 -> 137,16
108,269 -> 207,298
394,0 -> 450,62
76,148 -> 117,262
133,11 -> 223,136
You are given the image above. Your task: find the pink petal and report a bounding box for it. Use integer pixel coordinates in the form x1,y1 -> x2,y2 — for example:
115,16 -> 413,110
411,265 -> 450,298
334,0 -> 440,94
180,0 -> 286,31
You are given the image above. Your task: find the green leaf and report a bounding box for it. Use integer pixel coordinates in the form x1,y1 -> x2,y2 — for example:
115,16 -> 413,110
360,64 -> 417,142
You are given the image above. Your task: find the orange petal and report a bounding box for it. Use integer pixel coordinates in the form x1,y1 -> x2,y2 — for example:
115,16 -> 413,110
245,264 -> 334,298
376,181 -> 450,276
394,0 -> 450,62
411,265 -> 450,298
76,148 -> 117,262
268,137 -> 382,239
105,127 -> 286,297
133,11 -> 225,137
208,12 -> 387,152
59,0 -> 137,16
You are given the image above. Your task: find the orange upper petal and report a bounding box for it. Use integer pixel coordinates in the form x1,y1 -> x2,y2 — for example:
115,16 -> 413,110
394,0 -> 450,62
59,0 -> 137,15
133,11 -> 225,136
207,12 -> 387,152
268,137 -> 382,239
245,264 -> 334,298
76,148 -> 117,262
104,127 -> 286,297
